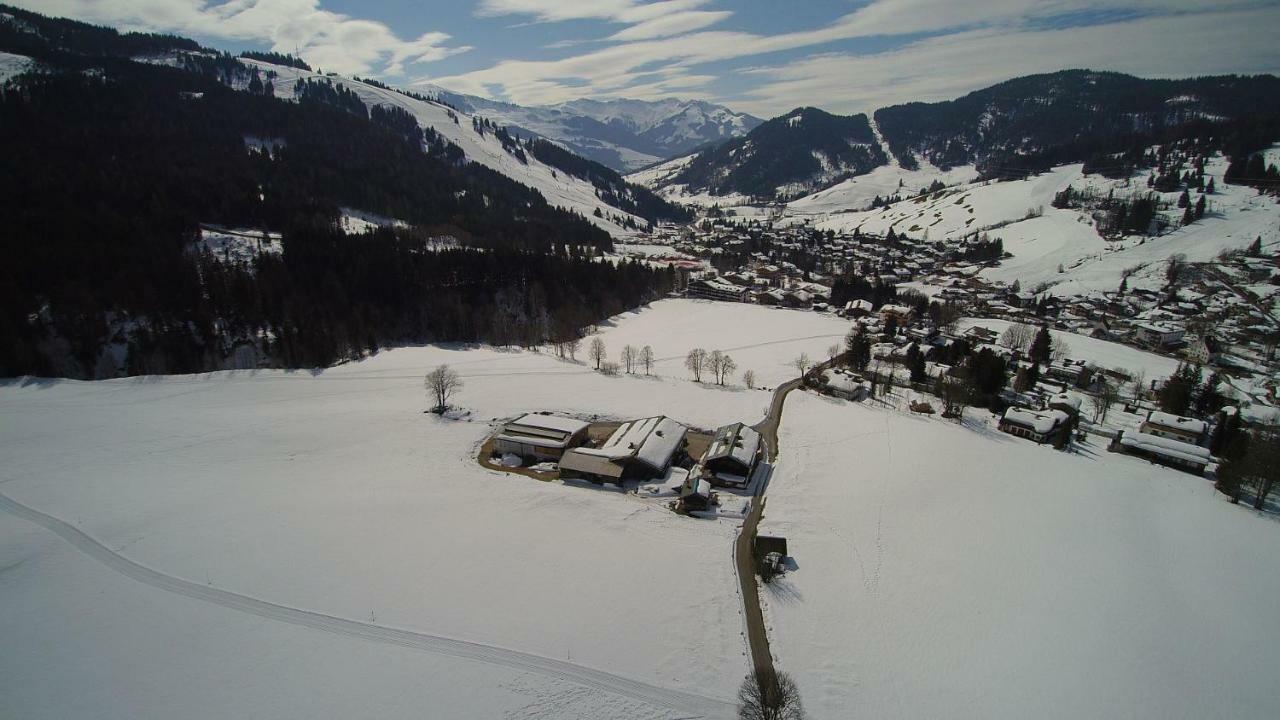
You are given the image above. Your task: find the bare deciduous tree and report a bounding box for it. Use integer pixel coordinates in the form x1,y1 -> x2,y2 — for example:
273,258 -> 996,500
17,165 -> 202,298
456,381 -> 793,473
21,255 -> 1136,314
826,344 -> 841,363
686,348 -> 708,382
1130,369 -> 1146,405
1093,379 -> 1118,424
621,345 -> 637,374
792,353 -> 811,378
737,671 -> 805,720
1000,322 -> 1034,351
567,338 -> 581,361
712,353 -> 737,386
640,345 -> 655,375
424,364 -> 463,414
743,369 -> 757,389
589,337 -> 606,370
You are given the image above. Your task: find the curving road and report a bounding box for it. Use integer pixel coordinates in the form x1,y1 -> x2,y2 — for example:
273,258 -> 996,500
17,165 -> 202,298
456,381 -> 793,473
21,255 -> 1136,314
0,489 -> 736,719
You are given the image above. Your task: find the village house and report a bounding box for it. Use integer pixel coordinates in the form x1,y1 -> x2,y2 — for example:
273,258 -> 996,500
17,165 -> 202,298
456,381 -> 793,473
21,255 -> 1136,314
1133,322 -> 1185,348
695,422 -> 762,488
1110,429 -> 1211,475
557,416 -> 688,483
879,303 -> 914,325
998,407 -> 1072,447
492,413 -> 589,463
1140,411 -> 1209,446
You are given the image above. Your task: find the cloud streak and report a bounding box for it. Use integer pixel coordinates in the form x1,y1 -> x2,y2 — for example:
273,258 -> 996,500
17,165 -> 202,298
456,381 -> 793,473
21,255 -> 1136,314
20,0 -> 470,76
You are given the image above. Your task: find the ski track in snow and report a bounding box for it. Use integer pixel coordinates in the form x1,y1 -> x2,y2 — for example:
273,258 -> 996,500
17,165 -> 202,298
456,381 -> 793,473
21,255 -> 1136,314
0,490 -> 736,720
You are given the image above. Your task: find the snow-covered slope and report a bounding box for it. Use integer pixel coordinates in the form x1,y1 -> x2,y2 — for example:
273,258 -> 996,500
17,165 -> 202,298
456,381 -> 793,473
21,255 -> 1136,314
762,391 -> 1280,720
787,153 -> 1280,297
0,50 -> 33,82
424,89 -> 760,172
242,60 -> 649,239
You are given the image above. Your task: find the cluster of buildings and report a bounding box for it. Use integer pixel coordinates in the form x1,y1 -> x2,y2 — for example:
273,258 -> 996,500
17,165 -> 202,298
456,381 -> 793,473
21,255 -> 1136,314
488,412 -> 765,514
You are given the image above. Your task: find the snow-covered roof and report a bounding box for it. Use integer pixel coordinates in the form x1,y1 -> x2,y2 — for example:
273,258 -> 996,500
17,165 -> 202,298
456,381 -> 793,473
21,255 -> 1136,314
1049,392 -> 1083,412
1002,407 -> 1069,434
702,422 -> 760,469
571,416 -> 688,473
1143,412 -> 1207,436
509,413 -> 589,435
1119,430 -> 1211,465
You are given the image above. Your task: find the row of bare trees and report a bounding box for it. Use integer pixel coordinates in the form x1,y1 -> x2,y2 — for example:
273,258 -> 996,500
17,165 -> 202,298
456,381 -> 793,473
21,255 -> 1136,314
685,348 -> 738,385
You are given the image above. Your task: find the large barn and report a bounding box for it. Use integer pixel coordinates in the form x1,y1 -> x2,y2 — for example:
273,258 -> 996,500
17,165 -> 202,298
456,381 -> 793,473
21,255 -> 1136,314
557,416 -> 688,483
492,413 -> 590,463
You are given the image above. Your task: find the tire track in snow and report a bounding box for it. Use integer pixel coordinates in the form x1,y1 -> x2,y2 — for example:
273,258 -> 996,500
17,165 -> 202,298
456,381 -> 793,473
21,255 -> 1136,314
0,490 -> 735,719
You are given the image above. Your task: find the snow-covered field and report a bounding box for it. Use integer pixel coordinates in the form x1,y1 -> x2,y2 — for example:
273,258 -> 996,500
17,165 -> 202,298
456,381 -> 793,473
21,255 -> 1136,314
2,303 -> 805,718
786,161 -> 978,218
760,392 -> 1280,720
0,50 -> 33,83
591,300 -> 852,386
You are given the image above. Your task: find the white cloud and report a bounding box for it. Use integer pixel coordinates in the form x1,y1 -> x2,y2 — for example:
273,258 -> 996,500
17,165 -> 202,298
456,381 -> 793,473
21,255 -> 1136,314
16,0 -> 469,76
430,0 -> 1278,112
609,10 -> 732,41
732,5 -> 1280,117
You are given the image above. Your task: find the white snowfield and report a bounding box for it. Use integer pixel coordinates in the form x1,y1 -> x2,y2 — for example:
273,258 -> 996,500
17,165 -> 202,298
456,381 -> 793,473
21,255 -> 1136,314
2,303 -> 807,718
239,59 -> 647,239
0,50 -> 33,83
760,392 -> 1280,720
591,300 -> 853,385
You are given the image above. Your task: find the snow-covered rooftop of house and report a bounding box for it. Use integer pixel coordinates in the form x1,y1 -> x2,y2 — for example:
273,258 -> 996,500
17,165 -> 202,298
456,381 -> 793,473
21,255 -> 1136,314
1119,430 -> 1212,465
1049,392 -> 1083,412
1144,411 -> 1207,436
1003,407 -> 1070,434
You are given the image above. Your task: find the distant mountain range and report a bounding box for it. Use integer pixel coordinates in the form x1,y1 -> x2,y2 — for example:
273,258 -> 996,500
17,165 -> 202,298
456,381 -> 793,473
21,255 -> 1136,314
636,70 -> 1280,201
425,88 -> 761,172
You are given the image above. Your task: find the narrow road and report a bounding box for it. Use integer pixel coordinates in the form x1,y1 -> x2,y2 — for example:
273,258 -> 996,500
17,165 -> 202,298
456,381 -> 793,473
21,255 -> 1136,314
0,489 -> 736,719
734,370 -> 812,689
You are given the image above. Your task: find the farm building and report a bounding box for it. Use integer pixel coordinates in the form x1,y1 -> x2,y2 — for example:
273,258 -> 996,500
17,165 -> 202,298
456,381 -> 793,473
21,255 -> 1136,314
558,416 -> 688,483
1110,429 -> 1211,475
1140,411 -> 1208,446
696,422 -> 762,488
999,407 -> 1071,446
492,413 -> 589,462
678,474 -> 714,512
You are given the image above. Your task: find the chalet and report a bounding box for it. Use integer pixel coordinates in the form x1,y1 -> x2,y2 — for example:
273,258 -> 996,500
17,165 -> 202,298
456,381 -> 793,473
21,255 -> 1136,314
1133,322 -> 1185,348
963,326 -> 1000,345
1046,359 -> 1091,386
1110,429 -> 1211,475
823,369 -> 869,401
558,416 -> 688,483
687,277 -> 750,303
843,299 -> 874,318
999,407 -> 1071,446
697,423 -> 762,487
492,413 -> 589,462
1048,392 -> 1083,419
879,304 -> 914,325
1140,411 -> 1208,446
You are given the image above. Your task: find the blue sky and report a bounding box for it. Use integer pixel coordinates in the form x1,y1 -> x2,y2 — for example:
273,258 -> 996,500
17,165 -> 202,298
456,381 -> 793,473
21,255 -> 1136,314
23,1 -> 1280,117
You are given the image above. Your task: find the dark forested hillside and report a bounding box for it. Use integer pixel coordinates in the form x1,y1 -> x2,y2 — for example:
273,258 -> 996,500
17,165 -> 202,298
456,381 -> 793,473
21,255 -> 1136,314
0,7 -> 677,379
670,107 -> 887,200
875,70 -> 1280,177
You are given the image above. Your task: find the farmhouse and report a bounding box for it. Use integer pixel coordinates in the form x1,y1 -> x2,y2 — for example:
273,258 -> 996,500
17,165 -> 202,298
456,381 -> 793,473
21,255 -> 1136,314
999,407 -> 1071,446
558,416 -> 688,482
696,422 -> 762,488
492,413 -> 589,462
1110,429 -> 1211,475
1140,411 -> 1208,446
